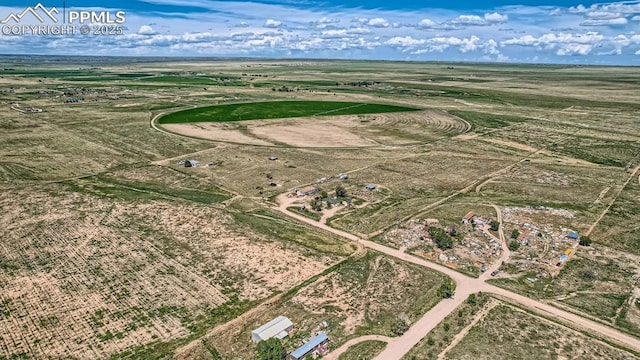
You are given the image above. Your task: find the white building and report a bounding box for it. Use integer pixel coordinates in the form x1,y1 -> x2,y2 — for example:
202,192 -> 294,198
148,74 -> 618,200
251,316 -> 294,343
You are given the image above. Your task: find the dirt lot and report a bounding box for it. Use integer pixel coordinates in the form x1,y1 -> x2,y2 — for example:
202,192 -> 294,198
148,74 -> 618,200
177,250 -> 447,359
0,185 -> 340,359
443,302 -> 638,360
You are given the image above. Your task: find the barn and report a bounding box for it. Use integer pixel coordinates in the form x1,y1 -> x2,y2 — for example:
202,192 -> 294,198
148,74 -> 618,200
251,316 -> 294,343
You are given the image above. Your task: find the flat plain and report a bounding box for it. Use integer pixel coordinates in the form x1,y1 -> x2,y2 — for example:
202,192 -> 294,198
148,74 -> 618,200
1,56 -> 639,359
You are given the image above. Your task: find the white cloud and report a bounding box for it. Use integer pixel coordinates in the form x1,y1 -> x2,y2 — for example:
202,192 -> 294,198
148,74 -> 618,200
549,8 -> 562,16
484,12 -> 508,23
368,17 -> 389,28
386,36 -> 426,47
556,44 -> 593,56
264,19 -> 282,28
418,18 -> 436,28
631,15 -> 640,21
636,49 -> 640,55
585,11 -> 622,19
447,12 -> 508,27
581,17 -> 628,26
138,25 -> 157,35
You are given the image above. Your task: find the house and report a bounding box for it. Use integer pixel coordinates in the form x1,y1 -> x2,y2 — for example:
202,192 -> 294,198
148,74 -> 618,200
517,229 -> 531,242
251,316 -> 294,343
365,184 -> 376,191
289,332 -> 329,360
296,186 -> 318,197
461,211 -> 475,224
567,231 -> 579,240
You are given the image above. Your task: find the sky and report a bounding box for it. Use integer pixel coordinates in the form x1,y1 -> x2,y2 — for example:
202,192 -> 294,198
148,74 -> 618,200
0,0 -> 639,64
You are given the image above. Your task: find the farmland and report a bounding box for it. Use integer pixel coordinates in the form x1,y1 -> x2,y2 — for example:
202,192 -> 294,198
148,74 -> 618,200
1,57 -> 640,359
157,101 -> 418,124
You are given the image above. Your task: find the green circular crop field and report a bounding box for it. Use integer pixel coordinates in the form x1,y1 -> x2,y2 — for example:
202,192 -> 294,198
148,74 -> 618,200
157,100 -> 419,124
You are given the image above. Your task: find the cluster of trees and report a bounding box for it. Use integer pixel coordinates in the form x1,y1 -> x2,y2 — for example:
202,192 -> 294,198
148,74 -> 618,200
309,185 -> 349,212
428,226 -> 453,249
579,236 -> 592,246
437,278 -> 456,298
391,316 -> 410,336
256,338 -> 286,360
508,241 -> 521,251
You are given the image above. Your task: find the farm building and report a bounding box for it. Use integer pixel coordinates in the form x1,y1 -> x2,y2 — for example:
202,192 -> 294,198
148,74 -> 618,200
251,316 -> 294,343
566,231 -> 579,240
184,160 -> 200,168
365,184 -> 376,191
461,211 -> 475,224
289,332 -> 329,360
296,186 -> 318,197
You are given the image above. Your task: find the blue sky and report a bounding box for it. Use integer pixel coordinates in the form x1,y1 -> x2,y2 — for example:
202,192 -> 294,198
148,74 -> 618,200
1,0 -> 639,64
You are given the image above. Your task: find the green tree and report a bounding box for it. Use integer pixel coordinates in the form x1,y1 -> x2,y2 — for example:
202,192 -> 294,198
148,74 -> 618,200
579,236 -> 592,246
391,317 -> 410,336
467,293 -> 477,305
508,241 -> 520,251
310,199 -> 322,212
320,190 -> 328,198
437,278 -> 455,298
256,338 -> 286,360
511,229 -> 520,239
335,185 -> 348,198
429,227 -> 453,249
490,221 -> 500,231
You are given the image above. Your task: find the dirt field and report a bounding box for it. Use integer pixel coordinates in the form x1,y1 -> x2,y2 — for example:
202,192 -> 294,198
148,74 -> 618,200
160,110 -> 467,148
0,185 -> 342,359
442,303 -> 638,360
2,58 -> 640,359
176,250 -> 447,359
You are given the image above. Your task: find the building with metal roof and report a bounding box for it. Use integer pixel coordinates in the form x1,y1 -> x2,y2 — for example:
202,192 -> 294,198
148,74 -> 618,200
289,332 -> 329,360
567,231 -> 579,240
251,316 -> 294,343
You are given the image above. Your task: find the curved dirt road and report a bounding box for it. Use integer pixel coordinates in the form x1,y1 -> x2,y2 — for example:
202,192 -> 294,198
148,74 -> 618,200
274,194 -> 640,359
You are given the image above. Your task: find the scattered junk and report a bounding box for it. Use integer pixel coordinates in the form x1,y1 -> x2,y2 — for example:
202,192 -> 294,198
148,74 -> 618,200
566,231 -> 579,240
338,173 -> 349,180
65,97 -> 84,103
317,177 -> 328,184
461,211 -> 475,224
24,107 -> 43,113
565,249 -> 572,256
184,160 -> 200,168
207,162 -> 216,167
296,186 -> 319,197
268,156 -> 278,161
365,184 -> 376,191
526,277 -> 538,283
558,254 -> 569,266
289,332 -> 329,360
251,316 -> 294,343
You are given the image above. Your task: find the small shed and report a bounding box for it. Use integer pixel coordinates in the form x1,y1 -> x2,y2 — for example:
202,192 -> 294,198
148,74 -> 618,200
365,184 -> 376,191
251,316 -> 294,343
268,156 -> 278,161
567,231 -> 579,240
296,186 -> 318,197
338,173 -> 349,180
289,332 -> 329,360
461,211 -> 475,224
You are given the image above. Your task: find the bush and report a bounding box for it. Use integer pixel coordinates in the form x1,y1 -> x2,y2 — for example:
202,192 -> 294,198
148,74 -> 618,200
437,278 -> 455,298
490,221 -> 500,231
579,236 -> 592,246
508,241 -> 520,251
256,338 -> 286,360
511,229 -> 520,239
391,317 -> 410,336
335,185 -> 348,198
